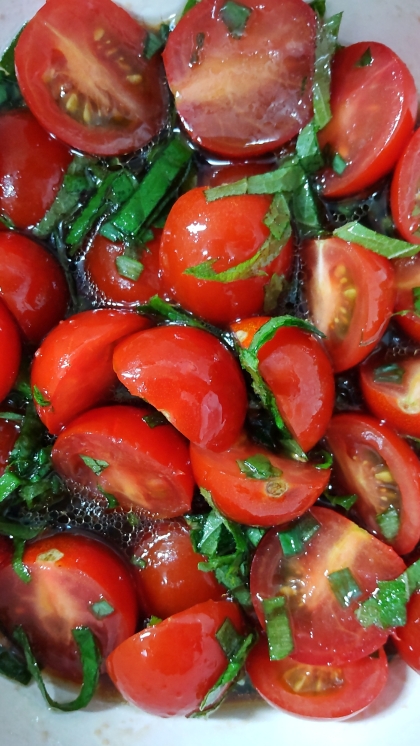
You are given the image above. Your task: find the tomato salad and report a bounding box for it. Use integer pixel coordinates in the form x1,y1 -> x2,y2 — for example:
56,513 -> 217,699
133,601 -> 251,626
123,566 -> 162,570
2,0 -> 420,724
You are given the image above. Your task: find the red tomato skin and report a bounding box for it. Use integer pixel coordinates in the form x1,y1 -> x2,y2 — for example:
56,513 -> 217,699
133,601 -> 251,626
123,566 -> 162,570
0,231 -> 69,346
250,507 -> 406,666
190,434 -> 330,526
52,405 -> 195,518
246,638 -> 388,719
0,532 -> 138,681
31,309 -> 150,434
256,326 -> 335,452
303,237 -> 396,372
15,0 -> 169,155
84,231 -> 163,306
325,413 -> 420,556
0,109 -> 71,229
131,519 -> 224,618
391,128 -> 420,244
0,298 -> 21,402
394,591 -> 420,672
106,599 -> 243,716
360,351 -> 420,438
113,325 -> 248,451
318,42 -> 417,198
159,187 -> 293,327
0,419 -> 20,477
393,254 -> 420,343
163,0 -> 317,158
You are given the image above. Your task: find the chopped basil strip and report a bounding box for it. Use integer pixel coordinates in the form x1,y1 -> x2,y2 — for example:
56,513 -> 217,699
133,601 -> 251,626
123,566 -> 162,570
376,505 -> 400,541
143,23 -> 170,59
328,568 -> 362,607
32,386 -> 51,408
278,513 -> 320,557
324,493 -> 357,511
413,286 -> 420,312
0,472 -> 23,503
248,315 -> 324,356
115,255 -> 144,281
79,455 -> 109,476
373,363 -> 405,384
142,412 -> 167,428
182,0 -> 201,15
0,28 -> 25,111
131,555 -> 147,569
14,626 -> 101,711
312,450 -> 333,470
220,1 -> 252,39
148,615 -> 163,626
309,0 -> 326,16
356,559 -> 420,629
12,538 -> 31,584
237,454 -> 282,480
262,596 -> 294,660
0,519 -> 44,540
90,599 -> 115,619
356,47 -> 373,67
334,221 -> 419,259
312,13 -> 342,130
331,152 -> 347,175
97,486 -> 119,509
296,121 -> 324,174
205,155 -> 305,202
0,645 -> 31,685
0,411 -> 23,422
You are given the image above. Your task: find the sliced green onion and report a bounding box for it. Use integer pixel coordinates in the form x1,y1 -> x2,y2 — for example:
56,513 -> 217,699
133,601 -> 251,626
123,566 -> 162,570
278,513 -> 320,557
220,1 -> 252,39
373,363 -> 405,384
262,596 -> 294,660
237,454 -> 282,480
376,505 -> 400,541
90,599 -> 115,619
328,568 -> 362,607
115,255 -> 143,281
32,386 -> 51,408
355,47 -> 373,67
334,221 -> 419,259
12,538 -> 31,584
79,455 -> 109,476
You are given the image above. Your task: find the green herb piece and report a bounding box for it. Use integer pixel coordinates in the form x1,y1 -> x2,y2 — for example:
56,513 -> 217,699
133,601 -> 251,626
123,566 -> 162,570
331,152 -> 347,175
249,315 -> 324,356
375,578 -> 409,627
0,412 -> 23,422
79,455 -> 109,476
0,28 -> 25,111
131,555 -> 147,569
237,454 -> 282,480
127,511 -> 140,527
142,412 -> 167,428
148,615 -> 162,626
312,13 -> 342,130
12,538 -> 31,584
312,450 -> 333,470
262,596 -> 294,660
292,178 -> 323,240
14,626 -> 100,711
0,472 -> 23,503
296,120 -> 324,174
97,486 -> 119,509
115,255 -> 144,281
278,513 -> 320,557
205,156 -> 305,202
90,599 -> 115,619
144,23 -> 170,59
0,519 -> 44,540
324,493 -> 358,511
182,0 -> 201,14
0,646 -> 31,685
334,222 -> 419,259
32,386 -> 51,408
309,0 -> 326,16
356,47 -> 373,67
220,1 -> 252,39
355,596 -> 382,628
328,568 -> 362,607
245,526 -> 266,547
263,273 -> 285,314
376,505 -> 400,541
190,32 -> 206,66
373,363 -> 405,384
406,559 -> 420,595
413,287 -> 420,312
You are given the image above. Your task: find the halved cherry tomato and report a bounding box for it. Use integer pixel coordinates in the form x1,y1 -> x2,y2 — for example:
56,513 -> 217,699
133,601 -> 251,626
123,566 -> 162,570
302,236 -> 395,372
0,419 -> 19,477
0,109 -> 71,229
325,413 -> 420,556
317,42 -> 417,198
0,532 -> 138,681
15,0 -> 169,155
190,433 -> 330,526
393,254 -> 420,343
106,598 -> 244,716
394,590 -> 420,673
246,637 -> 388,719
159,187 -> 293,326
0,298 -> 21,403
391,128 -> 420,244
31,309 -> 150,434
84,231 -> 163,306
360,350 -> 420,438
163,0 -> 316,158
52,405 -> 195,518
250,507 -> 405,665
113,325 -> 247,451
131,519 -> 224,618
0,231 -> 69,346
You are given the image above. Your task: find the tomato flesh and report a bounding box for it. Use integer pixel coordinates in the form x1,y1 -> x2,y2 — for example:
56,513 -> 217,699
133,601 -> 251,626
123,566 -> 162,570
0,419 -> 19,477
0,297 -> 21,403
393,254 -> 420,343
394,591 -> 420,673
391,128 -> 420,244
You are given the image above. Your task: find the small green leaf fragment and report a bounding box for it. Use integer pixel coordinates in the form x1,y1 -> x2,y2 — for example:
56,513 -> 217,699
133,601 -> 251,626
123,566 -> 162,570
328,568 -> 362,608
90,599 -> 115,619
32,386 -> 51,408
142,412 -> 167,428
376,505 -> 400,541
0,646 -> 31,685
325,493 -> 358,511
373,363 -> 405,384
12,538 -> 31,584
143,23 -> 170,59
237,454 -> 282,480
115,255 -> 143,281
262,596 -> 294,660
80,455 -> 109,476
333,222 -> 419,260
220,1 -> 252,39
412,287 -> 420,312
131,555 -> 147,569
331,152 -> 347,175
278,513 -> 320,557
355,47 -> 373,67
97,485 -> 119,509
309,0 -> 326,16
312,450 -> 333,470
376,577 -> 409,628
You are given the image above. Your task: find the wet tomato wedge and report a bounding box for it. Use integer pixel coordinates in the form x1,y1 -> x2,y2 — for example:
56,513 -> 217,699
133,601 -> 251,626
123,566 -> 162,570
250,507 -> 405,665
163,0 -> 317,158
113,325 -> 247,451
131,519 -> 224,619
190,433 -> 330,527
246,637 -> 388,719
106,599 -> 244,716
0,231 -> 69,346
393,254 -> 420,343
394,590 -> 420,673
0,297 -> 21,403
318,42 -> 417,198
31,309 -> 150,434
52,405 -> 195,518
391,128 -> 420,244
0,532 -> 138,681
15,0 -> 169,155
159,187 -> 293,326
303,237 -> 395,372
0,419 -> 19,477
325,413 -> 420,556
0,109 -> 71,229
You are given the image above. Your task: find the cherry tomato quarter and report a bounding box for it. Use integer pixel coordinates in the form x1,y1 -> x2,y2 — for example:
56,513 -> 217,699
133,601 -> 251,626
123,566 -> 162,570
393,254 -> 420,343
391,128 -> 420,244
0,297 -> 21,403
113,325 -> 248,451
163,0 -> 317,158
15,0 -> 169,155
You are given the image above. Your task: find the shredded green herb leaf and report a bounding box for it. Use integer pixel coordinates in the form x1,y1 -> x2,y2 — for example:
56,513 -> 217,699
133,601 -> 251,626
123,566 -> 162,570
328,567 -> 362,607
262,596 -> 294,660
237,454 -> 282,480
220,1 -> 252,39
376,505 -> 400,541
79,455 -> 109,476
334,221 -> 419,259
278,513 -> 320,557
373,363 -> 405,384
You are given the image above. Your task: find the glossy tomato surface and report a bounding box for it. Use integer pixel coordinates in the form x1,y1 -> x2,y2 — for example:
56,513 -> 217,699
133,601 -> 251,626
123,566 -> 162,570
106,599 -> 243,716
247,638 -> 388,719
325,413 -> 420,556
0,532 -> 138,681
0,109 -> 71,229
0,231 -> 69,345
303,236 -> 395,372
113,324 -> 247,451
0,297 -> 21,403
52,405 -> 195,518
15,0 -> 169,155
250,507 -> 405,665
163,0 -> 316,157
159,187 -> 293,326
393,254 -> 420,343
394,591 -> 420,673
318,42 -> 417,198
391,128 -> 420,243
31,309 -> 150,434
